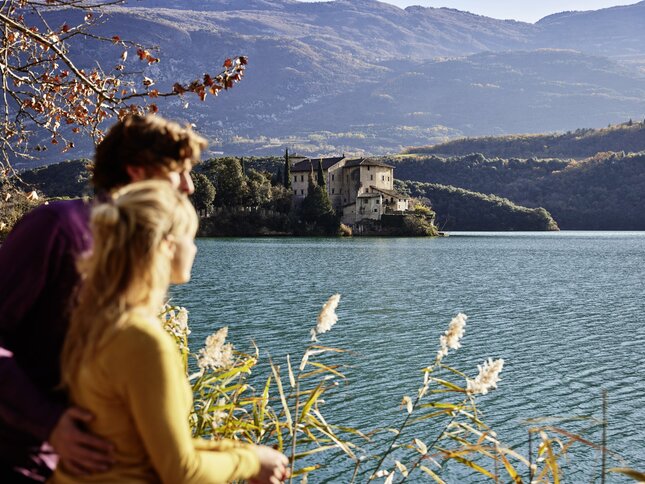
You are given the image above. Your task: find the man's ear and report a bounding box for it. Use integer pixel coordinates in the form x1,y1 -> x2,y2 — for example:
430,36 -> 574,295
125,165 -> 147,183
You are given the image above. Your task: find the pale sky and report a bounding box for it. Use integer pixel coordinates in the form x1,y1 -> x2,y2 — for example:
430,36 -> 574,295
297,1 -> 641,23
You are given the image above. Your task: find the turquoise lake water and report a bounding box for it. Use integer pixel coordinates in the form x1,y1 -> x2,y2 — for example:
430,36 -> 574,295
169,232 -> 645,482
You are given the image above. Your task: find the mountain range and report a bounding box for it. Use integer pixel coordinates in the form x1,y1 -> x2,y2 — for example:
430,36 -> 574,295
15,0 -> 645,167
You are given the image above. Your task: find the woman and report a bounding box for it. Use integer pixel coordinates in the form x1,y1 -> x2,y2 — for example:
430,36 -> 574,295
52,181 -> 287,483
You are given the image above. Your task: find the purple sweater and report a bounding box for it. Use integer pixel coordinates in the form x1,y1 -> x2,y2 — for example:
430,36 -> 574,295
0,199 -> 91,481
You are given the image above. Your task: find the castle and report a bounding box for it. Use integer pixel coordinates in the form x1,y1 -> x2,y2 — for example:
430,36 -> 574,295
289,156 -> 410,225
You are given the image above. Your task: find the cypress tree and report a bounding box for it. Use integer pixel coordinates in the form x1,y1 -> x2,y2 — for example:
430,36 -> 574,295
317,158 -> 326,187
301,178 -> 337,234
283,148 -> 291,189
240,157 -> 246,177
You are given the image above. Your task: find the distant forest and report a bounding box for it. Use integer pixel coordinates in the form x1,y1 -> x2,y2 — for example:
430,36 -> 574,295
389,150 -> 645,230
398,181 -> 558,232
406,121 -> 645,160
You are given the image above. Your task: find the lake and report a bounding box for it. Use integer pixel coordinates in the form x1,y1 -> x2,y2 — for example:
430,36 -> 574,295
170,232 -> 645,482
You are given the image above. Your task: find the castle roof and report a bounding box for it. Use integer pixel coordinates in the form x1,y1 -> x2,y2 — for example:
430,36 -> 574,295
370,186 -> 409,200
343,157 -> 393,169
357,192 -> 382,199
291,156 -> 344,172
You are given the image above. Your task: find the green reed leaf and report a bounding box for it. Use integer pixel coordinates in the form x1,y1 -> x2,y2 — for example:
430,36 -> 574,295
292,464 -> 321,477
270,363 -> 293,433
439,363 -> 468,379
429,378 -> 465,392
608,467 -> 645,481
449,455 -> 495,479
307,361 -> 346,379
420,465 -> 447,484
411,409 -> 453,423
299,383 -> 325,423
498,449 -> 521,482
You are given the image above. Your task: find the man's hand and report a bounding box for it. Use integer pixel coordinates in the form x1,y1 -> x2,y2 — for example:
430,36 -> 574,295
250,445 -> 289,484
49,406 -> 114,475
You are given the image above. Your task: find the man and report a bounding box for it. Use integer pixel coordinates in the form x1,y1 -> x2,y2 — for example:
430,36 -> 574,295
0,114 -> 205,482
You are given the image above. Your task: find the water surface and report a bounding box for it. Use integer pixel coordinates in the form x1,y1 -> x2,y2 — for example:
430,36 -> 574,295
170,232 -> 645,482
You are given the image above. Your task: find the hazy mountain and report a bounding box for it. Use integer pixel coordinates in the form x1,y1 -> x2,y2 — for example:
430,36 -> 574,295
406,121 -> 645,159
536,2 -> 645,62
14,0 -> 645,168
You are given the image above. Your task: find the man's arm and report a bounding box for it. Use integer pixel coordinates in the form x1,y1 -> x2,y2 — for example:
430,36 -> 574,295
0,204 -> 113,473
0,207 -> 68,440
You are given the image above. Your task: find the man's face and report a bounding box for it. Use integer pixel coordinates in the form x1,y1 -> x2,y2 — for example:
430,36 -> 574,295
126,160 -> 195,195
165,160 -> 194,195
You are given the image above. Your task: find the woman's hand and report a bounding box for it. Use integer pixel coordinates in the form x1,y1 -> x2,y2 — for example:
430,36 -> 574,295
250,445 -> 289,484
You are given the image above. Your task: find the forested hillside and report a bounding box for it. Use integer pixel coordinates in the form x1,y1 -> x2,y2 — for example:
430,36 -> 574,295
399,181 -> 559,231
19,160 -> 92,198
406,121 -> 645,159
392,151 -> 645,230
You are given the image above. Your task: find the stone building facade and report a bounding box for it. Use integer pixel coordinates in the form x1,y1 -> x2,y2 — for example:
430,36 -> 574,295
290,156 -> 410,225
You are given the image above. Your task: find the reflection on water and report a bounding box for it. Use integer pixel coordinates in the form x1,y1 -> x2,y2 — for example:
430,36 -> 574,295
170,232 -> 645,482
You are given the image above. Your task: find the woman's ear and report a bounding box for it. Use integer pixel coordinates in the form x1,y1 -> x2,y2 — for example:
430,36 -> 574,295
160,235 -> 176,258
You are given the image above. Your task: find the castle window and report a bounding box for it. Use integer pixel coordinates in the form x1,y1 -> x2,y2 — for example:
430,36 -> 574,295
294,176 -> 297,182
301,189 -> 304,195
332,174 -> 335,181
373,209 -> 378,212
332,188 -> 335,194
301,175 -> 304,182
293,190 -> 297,195
370,175 -> 373,181
367,166 -> 370,171
382,175 -> 385,181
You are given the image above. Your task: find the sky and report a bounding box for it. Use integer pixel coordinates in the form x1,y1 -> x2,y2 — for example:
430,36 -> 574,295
297,1 -> 641,23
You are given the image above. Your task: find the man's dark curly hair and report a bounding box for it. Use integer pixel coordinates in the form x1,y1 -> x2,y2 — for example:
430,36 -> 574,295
92,114 -> 207,192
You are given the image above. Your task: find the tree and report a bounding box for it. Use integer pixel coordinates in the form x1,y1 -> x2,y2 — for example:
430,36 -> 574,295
283,148 -> 291,189
274,166 -> 283,187
212,158 -> 247,208
190,173 -> 216,215
301,172 -> 337,233
244,169 -> 271,207
0,1 -> 247,177
269,184 -> 292,213
316,159 -> 325,187
0,181 -> 40,240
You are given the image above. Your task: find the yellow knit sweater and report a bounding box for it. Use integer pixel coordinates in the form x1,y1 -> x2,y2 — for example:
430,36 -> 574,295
50,314 -> 260,484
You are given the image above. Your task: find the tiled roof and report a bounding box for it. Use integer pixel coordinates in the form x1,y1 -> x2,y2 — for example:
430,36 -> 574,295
370,186 -> 409,200
343,157 -> 394,169
291,157 -> 344,172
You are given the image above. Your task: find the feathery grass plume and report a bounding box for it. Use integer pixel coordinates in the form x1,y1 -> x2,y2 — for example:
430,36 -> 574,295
466,358 -> 504,395
161,305 -> 191,352
197,326 -> 234,370
401,396 -> 413,414
437,313 -> 467,362
310,294 -> 341,342
176,307 -> 189,328
161,305 -> 191,336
